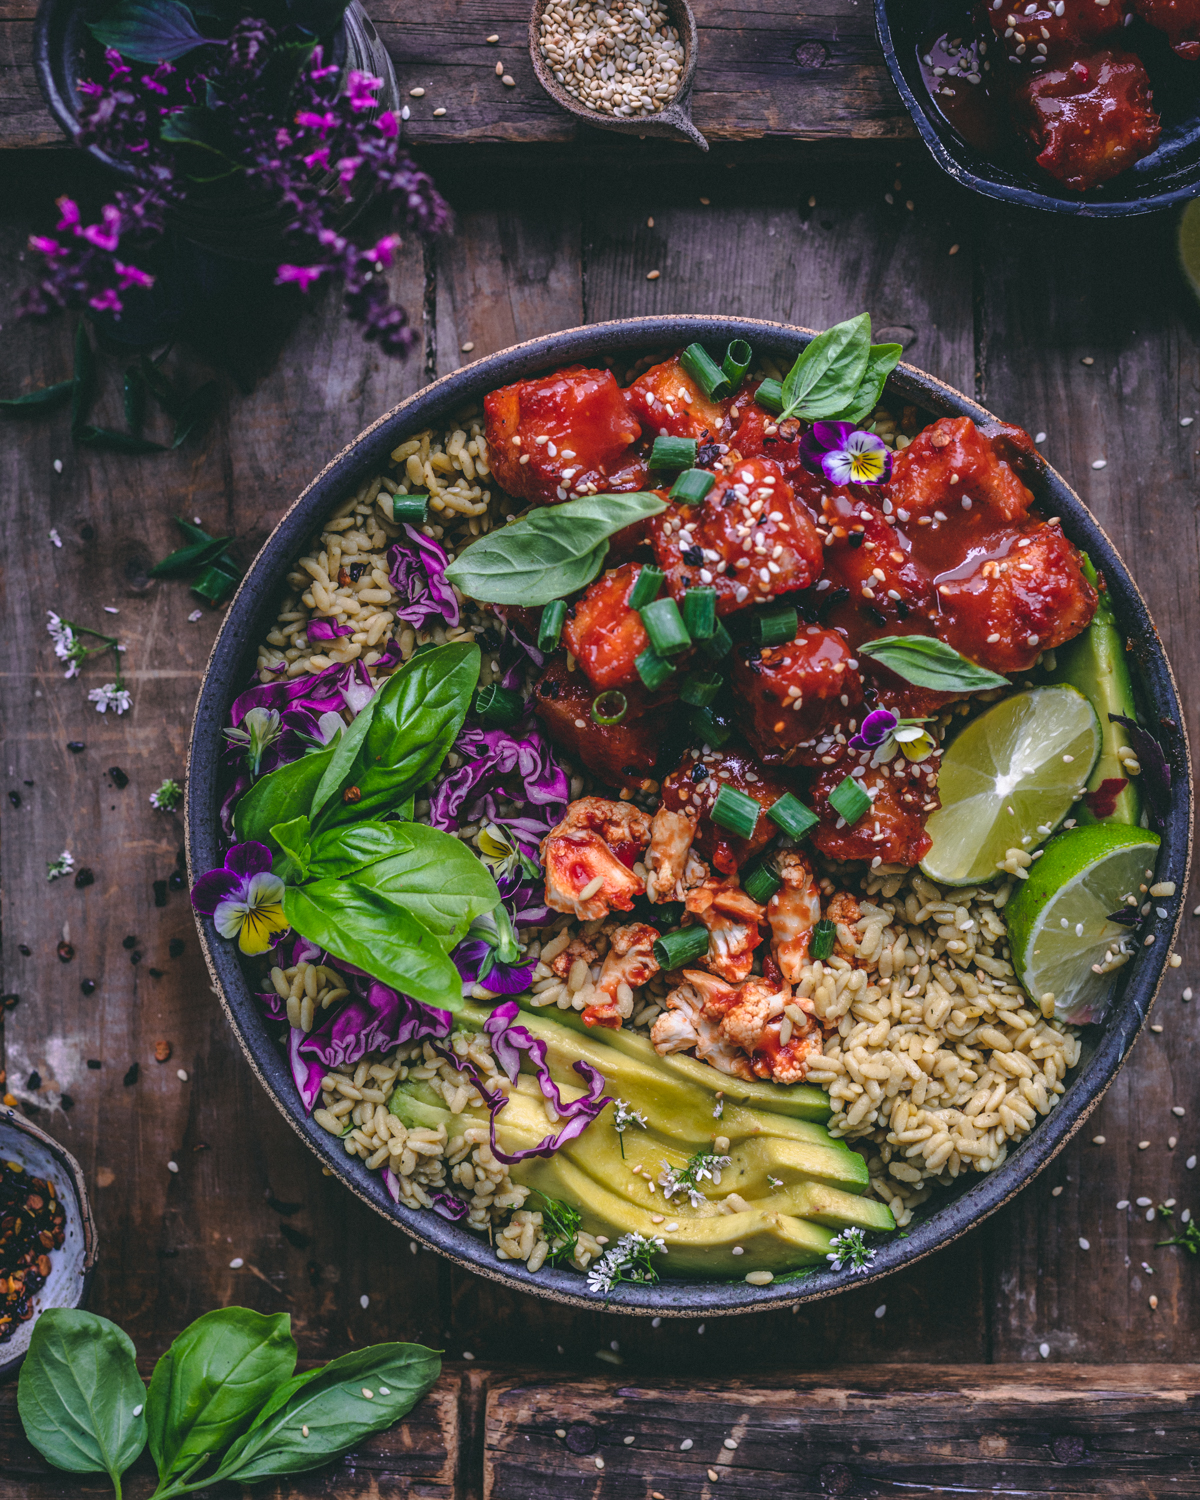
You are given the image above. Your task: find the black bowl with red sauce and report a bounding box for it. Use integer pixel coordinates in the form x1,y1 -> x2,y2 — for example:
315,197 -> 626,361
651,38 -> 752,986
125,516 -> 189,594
187,316 -> 1191,1314
878,0 -> 1200,212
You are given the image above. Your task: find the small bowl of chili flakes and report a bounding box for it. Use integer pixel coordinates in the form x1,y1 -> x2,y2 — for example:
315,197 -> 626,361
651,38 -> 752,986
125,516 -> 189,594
0,1108 -> 96,1379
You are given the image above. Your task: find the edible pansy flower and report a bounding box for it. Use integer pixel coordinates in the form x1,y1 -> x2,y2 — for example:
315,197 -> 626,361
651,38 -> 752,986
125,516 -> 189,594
849,707 -> 933,765
453,903 -> 537,995
476,822 -> 542,884
800,421 -> 893,486
223,706 -> 286,777
191,841 -> 289,956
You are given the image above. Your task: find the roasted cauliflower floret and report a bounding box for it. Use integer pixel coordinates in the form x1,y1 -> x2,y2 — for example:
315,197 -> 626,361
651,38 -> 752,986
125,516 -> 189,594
541,798 -> 651,920
684,875 -> 766,983
645,805 -> 706,904
583,922 -> 661,1029
766,850 -> 822,983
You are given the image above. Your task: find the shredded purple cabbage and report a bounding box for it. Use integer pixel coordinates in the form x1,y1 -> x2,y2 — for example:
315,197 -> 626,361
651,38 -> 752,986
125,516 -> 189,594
387,525 -> 460,628
432,1000 -> 611,1165
1109,714 -> 1171,831
494,614 -> 546,691
384,1171 -> 470,1221
306,619 -> 354,640
429,723 -> 568,832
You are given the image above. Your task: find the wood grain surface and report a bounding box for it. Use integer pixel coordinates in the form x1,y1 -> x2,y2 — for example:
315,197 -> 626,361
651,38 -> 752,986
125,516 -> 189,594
0,0 -> 916,150
1,130 -> 1200,1492
2,1364 -> 1200,1496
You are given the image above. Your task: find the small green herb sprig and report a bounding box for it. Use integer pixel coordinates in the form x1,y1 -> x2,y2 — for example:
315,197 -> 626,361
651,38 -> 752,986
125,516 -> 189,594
17,1306 -> 439,1500
532,1189 -> 584,1268
1158,1215 -> 1200,1255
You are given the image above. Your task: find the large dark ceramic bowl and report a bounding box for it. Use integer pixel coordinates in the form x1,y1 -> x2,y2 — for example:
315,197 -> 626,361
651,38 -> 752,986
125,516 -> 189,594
878,0 -> 1200,214
187,315 -> 1192,1314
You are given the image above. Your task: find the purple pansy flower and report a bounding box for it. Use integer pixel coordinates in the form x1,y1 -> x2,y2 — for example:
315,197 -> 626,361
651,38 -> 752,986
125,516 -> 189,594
800,421 -> 893,486
850,708 -> 899,752
191,842 -> 289,956
387,525 -> 459,628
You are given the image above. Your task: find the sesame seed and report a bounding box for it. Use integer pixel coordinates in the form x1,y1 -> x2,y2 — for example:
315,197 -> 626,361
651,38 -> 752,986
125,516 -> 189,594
724,1437 -> 739,1449
949,243 -> 960,254
229,1257 -> 244,1268
167,1160 -> 179,1173
362,1387 -> 374,1399
647,269 -> 661,280
708,1470 -> 720,1482
1081,356 -> 1094,365
1139,1139 -> 1150,1149
874,1304 -> 886,1318
410,87 -> 425,97
461,341 -> 475,353
487,34 -> 500,42
1039,1342 -> 1050,1358
177,1068 -> 188,1081
1117,1199 -> 1129,1208
681,1439 -> 694,1450
495,61 -> 505,75
1092,1135 -> 1105,1145
433,106 -> 447,116
1052,1185 -> 1063,1196
1079,1237 -> 1090,1250
502,75 -> 516,86
1091,459 -> 1107,470
360,1294 -> 369,1309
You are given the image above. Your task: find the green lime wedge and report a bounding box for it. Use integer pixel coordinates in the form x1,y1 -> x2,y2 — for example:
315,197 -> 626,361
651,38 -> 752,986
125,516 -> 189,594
1180,198 -> 1200,304
1006,822 -> 1161,1023
920,686 -> 1101,886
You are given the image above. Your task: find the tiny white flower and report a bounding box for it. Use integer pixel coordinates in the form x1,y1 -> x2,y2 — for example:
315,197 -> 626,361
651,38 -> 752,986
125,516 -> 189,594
88,683 -> 132,715
49,528 -> 62,548
46,849 -> 75,882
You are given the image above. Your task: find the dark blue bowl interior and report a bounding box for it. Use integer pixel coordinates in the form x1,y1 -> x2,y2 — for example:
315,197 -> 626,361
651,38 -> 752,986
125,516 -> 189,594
878,0 -> 1200,214
186,316 -> 1192,1314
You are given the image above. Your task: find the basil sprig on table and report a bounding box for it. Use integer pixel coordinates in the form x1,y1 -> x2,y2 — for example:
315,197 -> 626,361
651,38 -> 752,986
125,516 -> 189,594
775,313 -> 904,426
857,635 -> 1010,692
232,642 -> 499,1005
18,1306 -> 440,1500
444,491 -> 667,606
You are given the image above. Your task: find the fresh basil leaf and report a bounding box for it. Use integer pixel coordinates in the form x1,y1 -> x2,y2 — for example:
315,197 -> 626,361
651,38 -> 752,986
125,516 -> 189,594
0,379 -> 74,414
270,816 -> 313,880
284,882 -> 462,1007
149,534 -> 233,578
146,1307 -> 297,1486
349,826 -> 500,951
837,342 -> 905,424
780,314 -> 871,422
234,746 -> 336,848
857,635 -> 1009,692
307,820 -> 414,879
211,1343 -> 440,1484
87,0 -> 213,62
17,1309 -> 147,1485
309,643 -> 479,826
444,493 -> 667,606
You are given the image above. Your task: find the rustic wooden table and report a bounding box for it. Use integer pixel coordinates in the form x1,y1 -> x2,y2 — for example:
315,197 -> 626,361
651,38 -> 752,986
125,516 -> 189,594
3,6 -> 1200,1493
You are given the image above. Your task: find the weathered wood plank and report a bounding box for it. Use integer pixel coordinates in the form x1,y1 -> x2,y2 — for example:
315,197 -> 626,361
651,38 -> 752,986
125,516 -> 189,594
0,0 -> 915,151
484,1366 -> 1200,1498
977,205 -> 1200,1365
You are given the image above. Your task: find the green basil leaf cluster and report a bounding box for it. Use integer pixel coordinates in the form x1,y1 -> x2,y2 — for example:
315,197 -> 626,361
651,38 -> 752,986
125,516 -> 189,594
18,1305 -> 440,1500
857,635 -> 1010,692
443,492 -> 667,606
778,314 -> 904,425
232,643 -> 499,1007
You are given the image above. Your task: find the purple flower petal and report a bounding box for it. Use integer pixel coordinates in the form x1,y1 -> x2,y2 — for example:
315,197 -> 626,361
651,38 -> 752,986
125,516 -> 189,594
811,420 -> 858,450
190,867 -> 242,916
452,937 -> 537,994
849,707 -> 898,752
225,841 -> 274,880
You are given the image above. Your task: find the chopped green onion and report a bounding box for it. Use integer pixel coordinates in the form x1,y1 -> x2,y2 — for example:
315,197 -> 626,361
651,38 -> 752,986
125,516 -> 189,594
652,924 -> 710,969
681,587 -> 717,640
640,597 -> 691,656
670,469 -> 716,505
689,705 -> 733,747
742,860 -> 781,905
767,793 -> 818,840
591,689 -> 628,726
391,493 -> 429,524
538,599 -> 567,653
649,436 -> 699,472
751,604 -> 799,647
828,774 -> 871,826
754,378 -> 784,415
191,559 -> 240,607
723,339 -> 753,392
699,619 -> 733,662
474,683 -> 524,729
711,783 -> 762,840
627,564 -> 664,611
636,645 -> 676,692
810,918 -> 836,962
680,670 -> 722,707
679,343 -> 731,402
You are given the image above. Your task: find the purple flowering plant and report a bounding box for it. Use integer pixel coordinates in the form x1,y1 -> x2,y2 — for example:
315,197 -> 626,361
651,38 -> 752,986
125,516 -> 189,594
799,421 -> 893,486
21,0 -> 449,355
849,706 -> 934,764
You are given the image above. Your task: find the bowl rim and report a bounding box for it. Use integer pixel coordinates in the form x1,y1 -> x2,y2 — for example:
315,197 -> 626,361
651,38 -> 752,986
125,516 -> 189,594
874,0 -> 1200,217
185,313 -> 1193,1315
0,1107 -> 98,1379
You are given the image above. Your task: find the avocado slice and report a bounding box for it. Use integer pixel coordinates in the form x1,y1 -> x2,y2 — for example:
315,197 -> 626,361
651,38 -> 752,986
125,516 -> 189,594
521,998 -> 832,1122
1043,556 -> 1141,826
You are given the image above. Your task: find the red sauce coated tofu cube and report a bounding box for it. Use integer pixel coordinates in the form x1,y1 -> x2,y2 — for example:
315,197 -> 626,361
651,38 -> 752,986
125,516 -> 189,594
930,521 -> 1097,674
661,745 -> 793,874
884,416 -> 1033,525
533,655 -> 667,790
485,366 -> 644,505
563,562 -> 650,691
728,404 -> 813,485
818,500 -> 932,634
625,356 -> 731,442
1012,49 -> 1161,194
1135,0 -> 1200,59
731,629 -> 864,766
810,762 -> 939,869
651,457 -> 823,618
975,0 -> 1125,67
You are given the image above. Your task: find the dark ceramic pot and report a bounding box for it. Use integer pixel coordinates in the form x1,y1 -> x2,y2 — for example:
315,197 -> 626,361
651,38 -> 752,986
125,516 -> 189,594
33,0 -> 398,261
877,0 -> 1200,214
186,315 -> 1192,1315
0,1108 -> 98,1380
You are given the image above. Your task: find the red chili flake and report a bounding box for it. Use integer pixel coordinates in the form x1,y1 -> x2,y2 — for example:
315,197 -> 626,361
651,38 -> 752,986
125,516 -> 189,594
169,938 -> 185,957
153,880 -> 168,907
154,1040 -> 172,1063
123,1062 -> 140,1086
107,766 -> 129,789
1082,778 -> 1129,819
57,942 -> 75,963
74,868 -> 95,889
80,978 -> 96,995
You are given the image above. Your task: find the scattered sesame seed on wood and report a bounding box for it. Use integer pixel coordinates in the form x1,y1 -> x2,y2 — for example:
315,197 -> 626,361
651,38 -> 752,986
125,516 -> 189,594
502,75 -> 516,86
433,107 -> 447,116
647,269 -> 661,280
949,243 -> 960,254
410,87 -> 426,97
487,33 -> 500,42
495,61 -> 505,75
